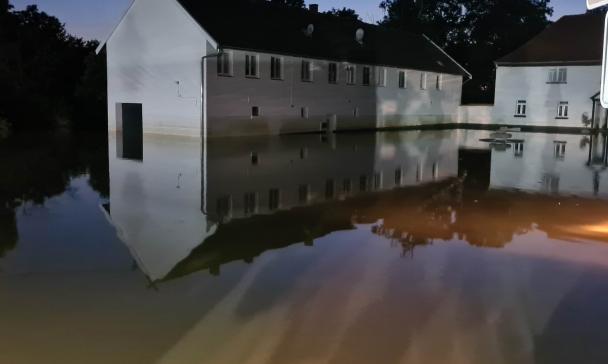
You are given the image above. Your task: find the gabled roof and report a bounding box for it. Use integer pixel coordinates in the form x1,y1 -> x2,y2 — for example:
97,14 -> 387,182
174,0 -> 470,77
496,12 -> 605,67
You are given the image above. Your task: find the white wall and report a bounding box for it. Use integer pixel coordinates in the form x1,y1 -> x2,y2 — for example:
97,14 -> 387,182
106,0 -> 217,137
108,134 -> 214,281
207,49 -> 464,136
493,65 -> 599,128
458,105 -> 493,124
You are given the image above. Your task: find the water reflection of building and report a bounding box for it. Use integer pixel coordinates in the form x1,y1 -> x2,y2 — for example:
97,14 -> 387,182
98,0 -> 469,138
106,130 -> 608,283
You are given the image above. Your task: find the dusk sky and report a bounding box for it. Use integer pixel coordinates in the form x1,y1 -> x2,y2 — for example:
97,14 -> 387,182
10,0 -> 589,41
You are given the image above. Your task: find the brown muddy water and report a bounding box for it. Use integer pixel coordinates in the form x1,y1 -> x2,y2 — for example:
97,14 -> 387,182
1,129 -> 608,364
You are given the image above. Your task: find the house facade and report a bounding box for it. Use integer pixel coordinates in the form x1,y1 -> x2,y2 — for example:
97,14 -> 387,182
492,12 -> 607,129
99,0 -> 470,138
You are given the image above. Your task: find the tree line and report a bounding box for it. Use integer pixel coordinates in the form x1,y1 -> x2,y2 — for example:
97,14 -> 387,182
0,0 -> 597,133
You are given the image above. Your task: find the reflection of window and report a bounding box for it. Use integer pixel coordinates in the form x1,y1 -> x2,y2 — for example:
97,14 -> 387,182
325,179 -> 335,199
251,106 -> 260,118
301,107 -> 309,119
244,192 -> 258,215
432,162 -> 439,180
269,189 -> 281,210
271,56 -> 283,80
217,195 -> 232,223
554,141 -> 566,160
301,60 -> 313,82
250,152 -> 259,165
245,54 -> 259,78
353,107 -> 359,118
542,173 -> 560,194
515,100 -> 527,117
217,51 -> 233,76
345,65 -> 356,85
376,67 -> 386,87
557,101 -> 569,119
420,72 -> 428,90
514,142 -> 524,158
548,68 -> 567,83
300,147 -> 308,159
416,162 -> 422,182
395,168 -> 403,186
373,172 -> 382,190
298,184 -> 310,204
343,179 -> 352,194
328,62 -> 338,84
398,71 -> 407,89
436,74 -> 443,90
359,175 -> 369,192
363,66 -> 371,86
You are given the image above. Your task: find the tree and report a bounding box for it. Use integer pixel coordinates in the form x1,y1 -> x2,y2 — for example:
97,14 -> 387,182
379,0 -> 553,103
326,7 -> 361,21
269,0 -> 305,8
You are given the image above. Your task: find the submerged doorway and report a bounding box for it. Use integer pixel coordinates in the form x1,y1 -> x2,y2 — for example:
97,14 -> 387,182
117,103 -> 143,161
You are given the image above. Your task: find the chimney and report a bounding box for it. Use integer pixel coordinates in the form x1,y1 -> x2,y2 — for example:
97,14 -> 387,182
309,4 -> 319,13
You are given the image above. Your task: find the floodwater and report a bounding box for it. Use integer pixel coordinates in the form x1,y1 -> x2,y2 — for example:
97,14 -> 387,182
2,129 -> 608,364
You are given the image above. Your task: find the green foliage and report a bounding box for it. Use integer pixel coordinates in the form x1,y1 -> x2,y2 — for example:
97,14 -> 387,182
325,7 -> 361,21
0,4 -> 104,131
379,0 -> 553,103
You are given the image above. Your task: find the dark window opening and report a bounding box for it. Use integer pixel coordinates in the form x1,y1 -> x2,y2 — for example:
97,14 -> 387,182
117,103 -> 143,161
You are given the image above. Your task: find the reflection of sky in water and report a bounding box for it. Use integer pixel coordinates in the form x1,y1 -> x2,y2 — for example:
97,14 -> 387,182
1,130 -> 608,363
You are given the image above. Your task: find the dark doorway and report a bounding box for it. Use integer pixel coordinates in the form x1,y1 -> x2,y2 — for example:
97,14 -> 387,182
117,103 -> 143,161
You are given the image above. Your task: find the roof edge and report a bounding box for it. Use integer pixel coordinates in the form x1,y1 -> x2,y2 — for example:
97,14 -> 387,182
422,34 -> 472,79
495,60 -> 602,67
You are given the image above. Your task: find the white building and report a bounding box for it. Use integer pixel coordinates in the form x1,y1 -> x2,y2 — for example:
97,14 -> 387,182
492,12 -> 607,130
98,0 -> 470,138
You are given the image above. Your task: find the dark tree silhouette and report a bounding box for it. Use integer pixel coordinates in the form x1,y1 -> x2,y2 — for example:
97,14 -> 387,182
325,7 -> 361,21
269,0 -> 305,8
379,0 -> 553,103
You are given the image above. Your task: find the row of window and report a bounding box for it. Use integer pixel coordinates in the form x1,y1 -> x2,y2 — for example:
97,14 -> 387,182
217,51 -> 443,90
216,164 -> 440,220
515,100 -> 569,119
548,68 -> 567,84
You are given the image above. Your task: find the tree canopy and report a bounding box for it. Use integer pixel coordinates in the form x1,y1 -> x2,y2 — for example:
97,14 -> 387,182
380,0 -> 553,103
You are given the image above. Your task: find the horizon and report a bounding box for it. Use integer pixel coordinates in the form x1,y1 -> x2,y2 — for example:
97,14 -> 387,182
9,0 -> 588,41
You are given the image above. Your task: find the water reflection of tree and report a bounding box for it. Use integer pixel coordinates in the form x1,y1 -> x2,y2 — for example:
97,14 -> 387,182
0,132 -> 109,257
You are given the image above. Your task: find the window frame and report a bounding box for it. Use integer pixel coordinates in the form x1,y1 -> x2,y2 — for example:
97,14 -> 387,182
547,67 -> 567,84
420,72 -> 428,90
376,67 -> 387,87
436,74 -> 443,90
362,66 -> 371,86
398,71 -> 407,89
245,53 -> 259,78
328,62 -> 338,84
301,59 -> 313,82
515,100 -> 527,117
556,101 -> 569,119
217,51 -> 233,77
270,56 -> 283,80
345,65 -> 356,85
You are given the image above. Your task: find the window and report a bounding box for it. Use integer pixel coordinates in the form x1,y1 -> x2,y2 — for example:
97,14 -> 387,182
548,68 -> 567,83
269,189 -> 281,210
251,152 -> 259,165
436,74 -> 443,90
398,71 -> 407,89
557,101 -> 569,119
515,100 -> 527,117
514,142 -> 524,158
300,147 -> 308,159
325,179 -> 335,200
416,162 -> 422,182
432,162 -> 439,180
353,107 -> 359,118
420,72 -> 428,90
363,66 -> 371,86
359,175 -> 369,192
343,179 -> 352,194
245,54 -> 259,78
301,60 -> 313,82
373,172 -> 382,190
217,51 -> 233,76
298,185 -> 310,204
217,195 -> 233,223
376,67 -> 386,87
345,65 -> 356,85
244,193 -> 258,215
395,168 -> 403,186
271,56 -> 283,80
251,106 -> 260,118
328,62 -> 338,84
554,141 -> 567,160
301,107 -> 309,119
